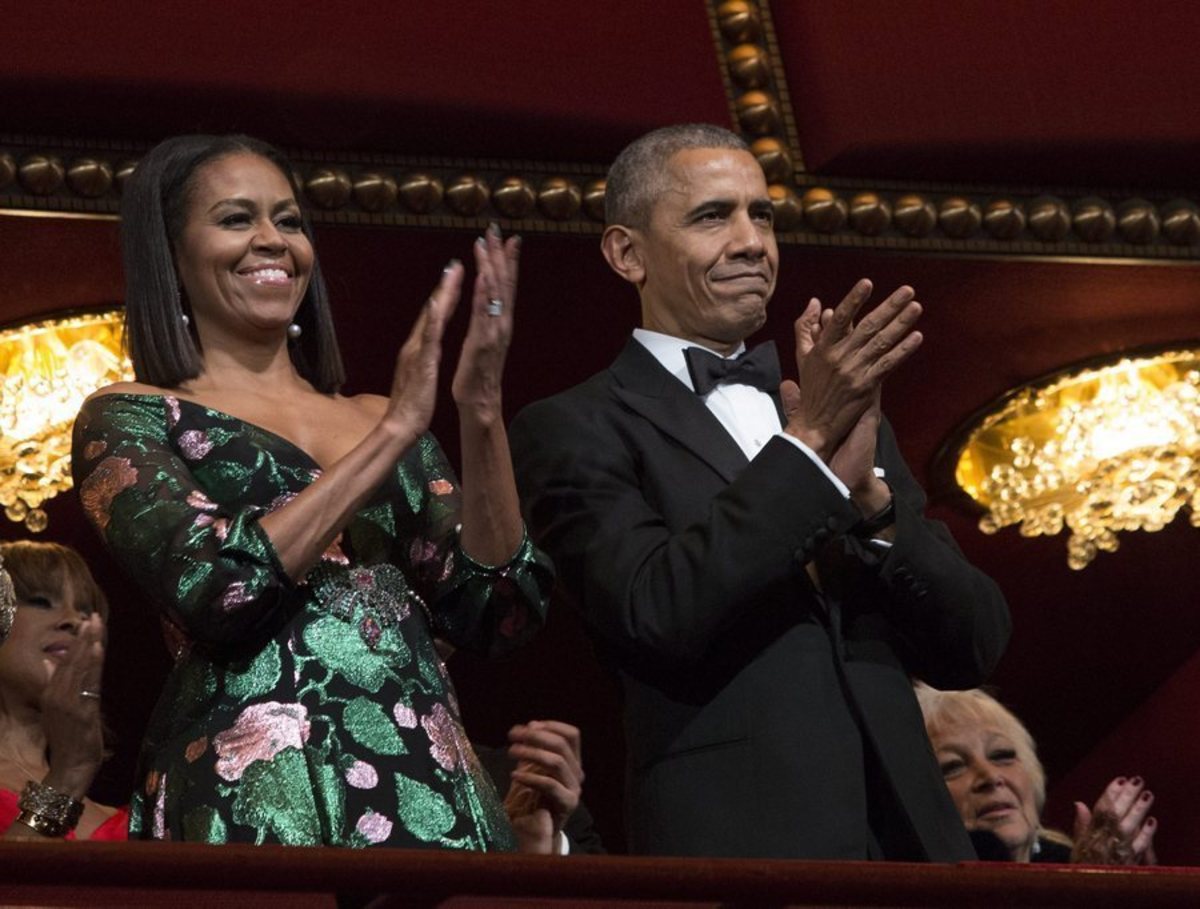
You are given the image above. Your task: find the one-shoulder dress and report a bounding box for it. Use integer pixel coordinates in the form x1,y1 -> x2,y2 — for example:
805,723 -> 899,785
72,393 -> 554,849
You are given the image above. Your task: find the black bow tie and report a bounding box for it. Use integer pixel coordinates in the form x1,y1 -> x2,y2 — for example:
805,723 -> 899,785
684,342 -> 781,395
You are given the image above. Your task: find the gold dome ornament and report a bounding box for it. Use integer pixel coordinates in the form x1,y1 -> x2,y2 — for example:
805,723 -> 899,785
0,551 -> 14,645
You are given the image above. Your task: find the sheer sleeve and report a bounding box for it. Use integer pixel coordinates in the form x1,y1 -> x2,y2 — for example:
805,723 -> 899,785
71,394 -> 294,649
394,433 -> 553,657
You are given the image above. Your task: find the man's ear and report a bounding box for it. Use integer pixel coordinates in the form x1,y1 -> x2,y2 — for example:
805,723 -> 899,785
601,225 -> 646,287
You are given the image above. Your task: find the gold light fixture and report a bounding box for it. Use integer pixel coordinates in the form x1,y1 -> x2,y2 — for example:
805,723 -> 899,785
0,308 -> 133,532
949,345 -> 1200,569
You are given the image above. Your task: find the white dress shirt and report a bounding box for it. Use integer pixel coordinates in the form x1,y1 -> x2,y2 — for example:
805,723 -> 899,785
632,329 -> 853,496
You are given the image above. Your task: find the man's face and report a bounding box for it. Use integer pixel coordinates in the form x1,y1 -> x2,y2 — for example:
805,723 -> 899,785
635,148 -> 778,354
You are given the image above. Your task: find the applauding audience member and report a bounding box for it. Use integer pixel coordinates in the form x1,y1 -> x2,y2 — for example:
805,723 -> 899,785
916,684 -> 1156,864
0,541 -> 127,840
475,720 -> 603,855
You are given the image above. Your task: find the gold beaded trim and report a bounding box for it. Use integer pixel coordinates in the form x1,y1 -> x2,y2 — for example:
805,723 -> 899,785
2,121 -> 1198,261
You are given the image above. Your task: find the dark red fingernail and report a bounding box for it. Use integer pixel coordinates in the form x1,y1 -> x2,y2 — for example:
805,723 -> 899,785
1141,791 -> 1153,801
1131,776 -> 1143,786
1115,777 -> 1127,785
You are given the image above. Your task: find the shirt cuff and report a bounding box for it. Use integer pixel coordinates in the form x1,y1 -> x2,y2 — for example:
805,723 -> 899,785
773,432 -> 851,499
557,830 -> 570,855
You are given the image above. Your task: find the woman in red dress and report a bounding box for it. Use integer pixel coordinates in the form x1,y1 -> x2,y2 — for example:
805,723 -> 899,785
0,540 -> 127,840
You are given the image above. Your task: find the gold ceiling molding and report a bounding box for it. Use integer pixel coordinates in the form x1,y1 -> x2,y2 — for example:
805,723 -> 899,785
770,175 -> 1200,259
706,0 -> 804,182
2,134 -> 1199,260
0,135 -> 609,234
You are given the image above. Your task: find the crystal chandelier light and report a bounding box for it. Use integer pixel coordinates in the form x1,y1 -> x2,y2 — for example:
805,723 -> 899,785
950,346 -> 1200,569
0,308 -> 134,532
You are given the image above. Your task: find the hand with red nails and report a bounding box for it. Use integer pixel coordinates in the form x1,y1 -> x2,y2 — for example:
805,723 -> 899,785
1071,776 -> 1157,865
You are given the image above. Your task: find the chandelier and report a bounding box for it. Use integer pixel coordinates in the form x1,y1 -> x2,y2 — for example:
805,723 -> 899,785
0,308 -> 134,532
949,345 -> 1200,569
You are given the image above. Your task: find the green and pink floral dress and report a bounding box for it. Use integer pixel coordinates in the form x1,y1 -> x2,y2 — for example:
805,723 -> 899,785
72,393 -> 553,849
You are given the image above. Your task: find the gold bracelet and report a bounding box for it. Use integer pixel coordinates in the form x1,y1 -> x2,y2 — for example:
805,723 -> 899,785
17,780 -> 84,837
15,808 -> 71,838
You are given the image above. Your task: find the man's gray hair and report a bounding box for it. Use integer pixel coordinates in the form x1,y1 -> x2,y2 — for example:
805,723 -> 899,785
604,123 -> 750,228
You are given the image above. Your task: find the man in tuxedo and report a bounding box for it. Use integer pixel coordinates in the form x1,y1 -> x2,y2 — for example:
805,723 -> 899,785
509,124 -> 1009,860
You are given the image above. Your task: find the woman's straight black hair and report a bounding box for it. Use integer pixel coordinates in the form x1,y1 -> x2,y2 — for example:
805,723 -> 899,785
119,134 -> 345,392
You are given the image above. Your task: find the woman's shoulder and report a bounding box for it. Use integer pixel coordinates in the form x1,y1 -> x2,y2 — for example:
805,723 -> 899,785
82,381 -> 175,407
74,382 -> 178,445
341,392 -> 388,419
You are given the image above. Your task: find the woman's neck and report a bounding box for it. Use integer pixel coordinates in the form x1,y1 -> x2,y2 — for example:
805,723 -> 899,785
185,343 -> 312,398
0,712 -> 49,789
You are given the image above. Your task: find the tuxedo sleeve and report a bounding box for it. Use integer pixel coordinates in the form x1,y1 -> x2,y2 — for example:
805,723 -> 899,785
510,392 -> 862,666
854,417 -> 1011,687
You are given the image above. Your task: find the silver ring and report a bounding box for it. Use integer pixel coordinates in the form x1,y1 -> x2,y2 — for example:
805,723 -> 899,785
80,689 -> 102,700
486,298 -> 503,317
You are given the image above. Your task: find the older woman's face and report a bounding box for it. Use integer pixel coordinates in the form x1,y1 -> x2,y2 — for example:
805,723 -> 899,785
0,578 -> 96,706
173,152 -> 313,345
931,722 -> 1040,862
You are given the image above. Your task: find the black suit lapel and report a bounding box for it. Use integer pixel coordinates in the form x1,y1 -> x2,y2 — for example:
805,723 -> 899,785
609,339 -> 749,484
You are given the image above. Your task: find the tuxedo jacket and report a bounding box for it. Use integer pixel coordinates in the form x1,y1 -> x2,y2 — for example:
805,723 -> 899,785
510,339 -> 1010,860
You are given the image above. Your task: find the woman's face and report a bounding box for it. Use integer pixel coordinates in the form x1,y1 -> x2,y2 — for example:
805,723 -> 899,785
931,721 -> 1040,862
173,152 -> 314,345
0,577 -> 96,706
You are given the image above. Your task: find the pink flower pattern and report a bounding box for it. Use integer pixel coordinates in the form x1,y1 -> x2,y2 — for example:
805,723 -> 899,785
153,771 -> 168,839
212,702 -> 311,782
345,760 -> 378,789
193,513 -> 230,541
187,489 -> 218,511
422,703 -> 462,772
356,811 -> 393,844
221,581 -> 253,612
179,429 -> 214,460
78,456 -> 139,531
393,703 -> 417,729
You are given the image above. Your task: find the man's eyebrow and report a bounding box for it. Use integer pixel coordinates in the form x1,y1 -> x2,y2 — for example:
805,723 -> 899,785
683,198 -> 734,218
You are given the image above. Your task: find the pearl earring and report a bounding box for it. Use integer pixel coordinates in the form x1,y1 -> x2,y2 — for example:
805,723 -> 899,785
181,313 -> 190,328
287,322 -> 302,340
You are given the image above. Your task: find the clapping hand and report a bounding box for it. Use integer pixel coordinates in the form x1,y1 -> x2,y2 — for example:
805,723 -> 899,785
40,613 -> 106,801
453,224 -> 520,427
780,279 -> 921,504
1072,776 -> 1157,865
384,260 -> 464,441
503,720 -> 583,855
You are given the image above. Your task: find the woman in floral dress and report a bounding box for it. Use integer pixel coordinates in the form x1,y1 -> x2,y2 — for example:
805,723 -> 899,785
71,134 -> 554,849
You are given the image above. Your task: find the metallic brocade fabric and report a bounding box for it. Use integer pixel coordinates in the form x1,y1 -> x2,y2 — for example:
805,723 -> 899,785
72,393 -> 553,849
